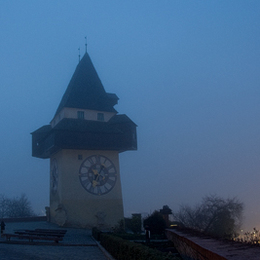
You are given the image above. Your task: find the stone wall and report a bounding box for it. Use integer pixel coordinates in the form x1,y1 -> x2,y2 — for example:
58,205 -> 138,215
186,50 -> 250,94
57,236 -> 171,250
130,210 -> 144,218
166,229 -> 227,260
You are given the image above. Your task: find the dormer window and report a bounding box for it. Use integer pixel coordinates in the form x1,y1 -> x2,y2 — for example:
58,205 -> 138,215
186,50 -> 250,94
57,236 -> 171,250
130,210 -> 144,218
77,111 -> 84,119
97,113 -> 104,121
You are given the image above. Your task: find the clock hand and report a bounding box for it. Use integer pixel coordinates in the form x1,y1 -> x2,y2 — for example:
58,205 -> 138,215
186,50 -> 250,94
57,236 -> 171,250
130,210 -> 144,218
91,169 -> 100,180
92,169 -> 98,175
92,165 -> 106,186
92,180 -> 98,187
98,165 -> 105,174
92,168 -> 101,186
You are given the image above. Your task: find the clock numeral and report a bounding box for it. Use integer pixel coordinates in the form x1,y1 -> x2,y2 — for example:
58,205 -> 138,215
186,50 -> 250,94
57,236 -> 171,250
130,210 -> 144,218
80,166 -> 90,175
106,165 -> 115,171
108,170 -> 116,177
101,157 -> 108,165
81,165 -> 90,170
79,173 -> 88,177
88,158 -> 94,165
107,178 -> 115,186
95,155 -> 101,164
102,185 -> 108,192
97,186 -> 102,195
89,185 -> 95,193
81,178 -> 90,186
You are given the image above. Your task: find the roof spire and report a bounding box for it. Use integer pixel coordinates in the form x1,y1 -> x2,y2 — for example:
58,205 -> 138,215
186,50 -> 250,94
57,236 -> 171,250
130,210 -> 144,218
85,36 -> 87,53
78,47 -> 81,63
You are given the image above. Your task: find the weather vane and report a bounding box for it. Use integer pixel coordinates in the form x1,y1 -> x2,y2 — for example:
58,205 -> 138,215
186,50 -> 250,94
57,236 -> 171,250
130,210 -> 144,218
85,36 -> 87,53
78,47 -> 80,63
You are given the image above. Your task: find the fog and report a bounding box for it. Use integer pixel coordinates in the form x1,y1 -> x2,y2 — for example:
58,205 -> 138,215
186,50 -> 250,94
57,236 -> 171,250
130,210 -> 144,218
0,1 -> 259,230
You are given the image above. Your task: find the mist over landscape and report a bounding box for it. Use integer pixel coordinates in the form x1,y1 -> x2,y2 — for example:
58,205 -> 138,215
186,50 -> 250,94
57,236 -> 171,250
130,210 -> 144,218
0,1 -> 260,232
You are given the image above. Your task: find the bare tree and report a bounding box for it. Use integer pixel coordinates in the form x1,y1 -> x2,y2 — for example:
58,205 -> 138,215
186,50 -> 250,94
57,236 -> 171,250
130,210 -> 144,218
0,194 -> 35,218
0,194 -> 8,218
174,195 -> 243,238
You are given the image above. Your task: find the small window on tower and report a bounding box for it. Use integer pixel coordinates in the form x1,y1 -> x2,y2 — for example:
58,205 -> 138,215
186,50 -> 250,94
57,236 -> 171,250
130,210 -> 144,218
97,113 -> 104,121
77,111 -> 84,119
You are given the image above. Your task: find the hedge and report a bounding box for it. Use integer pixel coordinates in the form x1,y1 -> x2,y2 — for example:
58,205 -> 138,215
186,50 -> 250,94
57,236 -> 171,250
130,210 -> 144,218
99,233 -> 180,260
92,227 -> 102,241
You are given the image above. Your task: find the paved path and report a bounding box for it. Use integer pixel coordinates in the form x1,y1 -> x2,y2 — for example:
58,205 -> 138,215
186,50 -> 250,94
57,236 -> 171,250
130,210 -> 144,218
0,221 -> 112,260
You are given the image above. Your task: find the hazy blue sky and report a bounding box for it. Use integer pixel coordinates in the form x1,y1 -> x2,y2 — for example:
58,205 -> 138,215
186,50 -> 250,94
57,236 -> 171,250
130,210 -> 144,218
0,1 -> 259,230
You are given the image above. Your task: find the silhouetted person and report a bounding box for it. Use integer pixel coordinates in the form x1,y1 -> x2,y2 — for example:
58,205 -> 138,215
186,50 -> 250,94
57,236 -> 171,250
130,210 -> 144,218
1,221 -> 5,234
145,225 -> 150,244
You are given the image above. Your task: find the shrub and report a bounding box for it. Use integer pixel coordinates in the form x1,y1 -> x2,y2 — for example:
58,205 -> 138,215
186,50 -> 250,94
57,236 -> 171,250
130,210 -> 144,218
143,211 -> 166,235
92,227 -> 102,241
100,233 -> 180,260
125,214 -> 142,234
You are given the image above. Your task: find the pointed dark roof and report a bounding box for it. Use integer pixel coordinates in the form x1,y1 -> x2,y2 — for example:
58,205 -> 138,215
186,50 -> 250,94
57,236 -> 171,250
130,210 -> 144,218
54,52 -> 118,117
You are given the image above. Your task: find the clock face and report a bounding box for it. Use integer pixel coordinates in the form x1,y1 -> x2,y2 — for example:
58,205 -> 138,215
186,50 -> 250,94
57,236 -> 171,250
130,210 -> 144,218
51,159 -> 58,193
79,155 -> 117,195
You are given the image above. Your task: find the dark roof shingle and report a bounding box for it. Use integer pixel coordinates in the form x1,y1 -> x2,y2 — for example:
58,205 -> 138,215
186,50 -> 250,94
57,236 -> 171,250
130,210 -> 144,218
54,52 -> 118,116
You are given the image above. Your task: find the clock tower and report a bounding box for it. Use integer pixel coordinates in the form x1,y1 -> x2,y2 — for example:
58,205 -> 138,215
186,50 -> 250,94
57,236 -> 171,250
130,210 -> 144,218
31,51 -> 137,228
